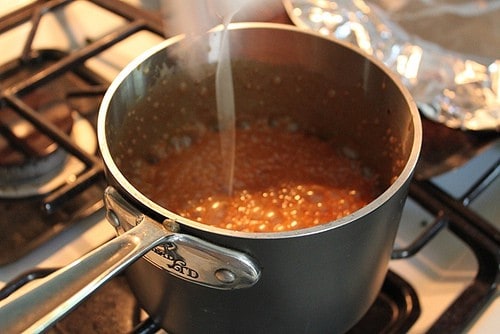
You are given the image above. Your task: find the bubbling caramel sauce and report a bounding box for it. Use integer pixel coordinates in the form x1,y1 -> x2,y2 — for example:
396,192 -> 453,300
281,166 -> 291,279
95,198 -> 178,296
127,119 -> 382,232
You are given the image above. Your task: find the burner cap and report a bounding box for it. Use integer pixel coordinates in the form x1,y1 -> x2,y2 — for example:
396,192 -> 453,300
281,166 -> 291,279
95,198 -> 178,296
0,101 -> 73,185
0,109 -> 96,198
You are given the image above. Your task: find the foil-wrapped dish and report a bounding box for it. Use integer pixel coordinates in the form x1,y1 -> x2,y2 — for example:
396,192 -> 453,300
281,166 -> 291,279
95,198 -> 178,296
284,0 -> 499,131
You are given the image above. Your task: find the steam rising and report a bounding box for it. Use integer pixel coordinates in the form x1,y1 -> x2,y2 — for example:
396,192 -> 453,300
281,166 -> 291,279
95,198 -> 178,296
162,0 -> 281,35
160,0 -> 282,78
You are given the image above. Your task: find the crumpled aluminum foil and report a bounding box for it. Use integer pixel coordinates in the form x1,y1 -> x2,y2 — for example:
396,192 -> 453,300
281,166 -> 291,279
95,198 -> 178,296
283,0 -> 500,131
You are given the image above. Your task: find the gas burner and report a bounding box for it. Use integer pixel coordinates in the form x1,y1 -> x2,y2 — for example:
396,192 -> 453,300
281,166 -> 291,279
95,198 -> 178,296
0,47 -> 104,199
0,100 -> 71,182
0,105 -> 96,198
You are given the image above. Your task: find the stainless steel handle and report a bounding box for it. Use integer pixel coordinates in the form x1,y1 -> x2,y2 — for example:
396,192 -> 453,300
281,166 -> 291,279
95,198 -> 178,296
104,186 -> 261,290
0,217 -> 169,334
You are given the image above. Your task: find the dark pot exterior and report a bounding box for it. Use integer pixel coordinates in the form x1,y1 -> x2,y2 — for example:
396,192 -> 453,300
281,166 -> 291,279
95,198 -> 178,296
98,23 -> 421,333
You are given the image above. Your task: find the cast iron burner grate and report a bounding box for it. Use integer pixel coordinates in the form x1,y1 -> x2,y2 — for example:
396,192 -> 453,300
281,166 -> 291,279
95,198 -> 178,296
0,48 -> 107,264
0,0 -> 164,264
0,46 -> 112,262
0,1 -> 498,333
402,176 -> 500,334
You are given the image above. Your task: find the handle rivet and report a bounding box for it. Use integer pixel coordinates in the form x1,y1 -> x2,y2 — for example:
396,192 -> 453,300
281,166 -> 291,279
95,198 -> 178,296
106,210 -> 120,228
215,269 -> 236,284
163,218 -> 180,232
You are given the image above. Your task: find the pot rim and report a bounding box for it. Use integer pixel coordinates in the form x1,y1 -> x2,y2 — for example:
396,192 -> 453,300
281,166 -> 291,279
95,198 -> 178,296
97,22 -> 422,240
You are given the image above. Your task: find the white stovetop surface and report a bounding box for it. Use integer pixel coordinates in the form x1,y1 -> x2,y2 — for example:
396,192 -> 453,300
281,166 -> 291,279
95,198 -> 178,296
0,1 -> 498,333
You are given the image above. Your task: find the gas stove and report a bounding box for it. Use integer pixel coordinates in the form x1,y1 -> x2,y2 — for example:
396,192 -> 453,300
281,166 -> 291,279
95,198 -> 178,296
0,1 -> 498,333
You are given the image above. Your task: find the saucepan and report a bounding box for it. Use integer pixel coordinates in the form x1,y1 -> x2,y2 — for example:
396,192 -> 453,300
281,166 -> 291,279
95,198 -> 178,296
0,23 -> 421,333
